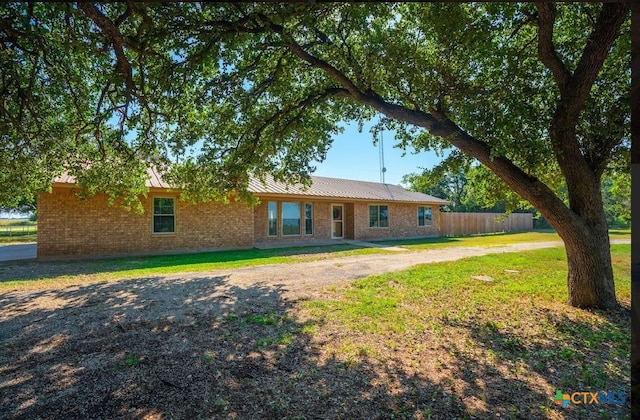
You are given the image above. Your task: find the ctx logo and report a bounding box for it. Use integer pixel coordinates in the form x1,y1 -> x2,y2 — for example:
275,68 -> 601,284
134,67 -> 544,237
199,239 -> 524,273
553,390 -> 627,407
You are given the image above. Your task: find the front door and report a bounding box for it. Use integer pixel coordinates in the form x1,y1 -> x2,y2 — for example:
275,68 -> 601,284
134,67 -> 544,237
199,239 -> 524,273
331,204 -> 343,239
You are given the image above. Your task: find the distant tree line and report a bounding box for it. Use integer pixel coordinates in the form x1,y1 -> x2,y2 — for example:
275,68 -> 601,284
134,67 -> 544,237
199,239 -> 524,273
403,162 -> 629,228
0,197 -> 37,219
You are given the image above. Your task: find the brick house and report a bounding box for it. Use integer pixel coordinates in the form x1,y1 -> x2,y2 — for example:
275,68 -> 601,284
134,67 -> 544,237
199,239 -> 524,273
37,170 -> 448,258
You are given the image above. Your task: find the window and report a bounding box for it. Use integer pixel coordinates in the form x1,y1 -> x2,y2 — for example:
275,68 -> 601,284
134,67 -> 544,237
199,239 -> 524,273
332,204 -> 343,238
282,202 -> 301,236
369,205 -> 388,228
153,197 -> 175,233
268,201 -> 278,236
304,203 -> 313,235
418,206 -> 432,226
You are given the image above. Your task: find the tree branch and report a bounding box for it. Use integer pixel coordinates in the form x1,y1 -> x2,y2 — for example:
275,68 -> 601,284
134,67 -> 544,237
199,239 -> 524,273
507,10 -> 537,42
540,3 -> 629,217
284,36 -> 450,135
426,111 -> 584,232
0,16 -> 28,40
0,16 -> 40,56
213,84 -> 349,164
114,4 -> 133,27
77,2 -> 135,102
279,27 -> 583,233
242,86 -> 349,161
536,3 -> 570,91
563,3 -> 629,126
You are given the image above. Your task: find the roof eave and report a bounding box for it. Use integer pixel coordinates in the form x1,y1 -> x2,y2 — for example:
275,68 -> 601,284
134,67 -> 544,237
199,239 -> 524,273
252,192 -> 448,205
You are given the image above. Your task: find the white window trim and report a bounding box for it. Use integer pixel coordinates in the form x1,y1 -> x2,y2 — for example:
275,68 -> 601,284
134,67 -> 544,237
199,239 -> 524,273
331,203 -> 344,239
304,202 -> 313,236
369,204 -> 389,229
417,206 -> 433,227
281,201 -> 302,237
267,201 -> 278,237
152,196 -> 176,235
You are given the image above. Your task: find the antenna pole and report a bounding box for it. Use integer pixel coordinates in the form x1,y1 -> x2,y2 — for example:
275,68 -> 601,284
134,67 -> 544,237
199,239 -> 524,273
379,129 -> 386,183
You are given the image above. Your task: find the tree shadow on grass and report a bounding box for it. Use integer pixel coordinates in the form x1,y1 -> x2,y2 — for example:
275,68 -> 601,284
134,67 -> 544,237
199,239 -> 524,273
1,274 -> 468,419
0,274 -> 462,418
0,273 -> 630,419
440,305 -> 631,419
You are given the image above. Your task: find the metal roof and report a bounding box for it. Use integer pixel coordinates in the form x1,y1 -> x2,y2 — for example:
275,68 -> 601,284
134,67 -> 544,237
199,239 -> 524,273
54,168 -> 448,204
53,167 -> 171,189
147,167 -> 171,189
248,175 -> 448,204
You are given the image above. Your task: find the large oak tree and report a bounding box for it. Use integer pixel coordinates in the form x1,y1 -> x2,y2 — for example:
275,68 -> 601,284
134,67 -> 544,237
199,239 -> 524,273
0,3 -> 630,308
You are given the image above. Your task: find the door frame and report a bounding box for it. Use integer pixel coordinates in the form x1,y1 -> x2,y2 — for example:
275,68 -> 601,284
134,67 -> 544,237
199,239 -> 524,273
331,203 -> 344,239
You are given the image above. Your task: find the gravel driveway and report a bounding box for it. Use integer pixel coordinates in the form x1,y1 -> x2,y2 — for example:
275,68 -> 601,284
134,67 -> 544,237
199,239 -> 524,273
200,240 -> 569,301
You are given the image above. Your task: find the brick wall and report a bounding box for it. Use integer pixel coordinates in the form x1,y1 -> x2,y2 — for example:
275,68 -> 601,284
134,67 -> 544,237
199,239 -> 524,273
38,187 -> 254,258
353,202 -> 439,240
38,187 -> 443,257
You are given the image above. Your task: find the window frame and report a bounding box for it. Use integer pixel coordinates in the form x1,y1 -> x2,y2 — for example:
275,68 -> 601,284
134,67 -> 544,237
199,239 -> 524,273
267,201 -> 278,237
304,202 -> 313,236
417,206 -> 433,227
281,201 -> 302,236
152,196 -> 176,234
369,204 -> 389,228
331,203 -> 344,239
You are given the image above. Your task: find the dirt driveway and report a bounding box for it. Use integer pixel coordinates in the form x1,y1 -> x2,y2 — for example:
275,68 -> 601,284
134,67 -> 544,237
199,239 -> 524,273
0,240 -> 629,419
188,240 -> 571,302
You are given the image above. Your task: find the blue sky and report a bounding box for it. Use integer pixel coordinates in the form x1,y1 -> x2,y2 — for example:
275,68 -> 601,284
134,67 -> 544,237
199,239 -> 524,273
312,120 -> 449,186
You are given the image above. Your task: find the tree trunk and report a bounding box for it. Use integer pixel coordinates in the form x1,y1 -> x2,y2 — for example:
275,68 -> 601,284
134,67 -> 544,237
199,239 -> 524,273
535,149 -> 618,309
560,223 -> 617,308
283,3 -> 627,310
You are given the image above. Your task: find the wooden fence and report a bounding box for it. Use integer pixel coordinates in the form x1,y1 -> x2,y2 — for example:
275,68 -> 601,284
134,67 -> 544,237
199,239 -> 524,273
438,212 -> 533,237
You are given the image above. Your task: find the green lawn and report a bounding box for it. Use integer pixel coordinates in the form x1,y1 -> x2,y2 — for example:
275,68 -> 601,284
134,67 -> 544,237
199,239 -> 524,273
0,233 -> 37,244
301,244 -> 631,418
375,229 -> 630,250
304,245 -> 630,333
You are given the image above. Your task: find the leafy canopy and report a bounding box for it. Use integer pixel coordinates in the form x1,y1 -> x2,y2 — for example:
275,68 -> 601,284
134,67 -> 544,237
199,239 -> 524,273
403,163 -> 534,214
0,3 -> 629,213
